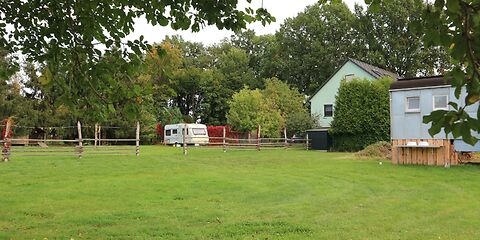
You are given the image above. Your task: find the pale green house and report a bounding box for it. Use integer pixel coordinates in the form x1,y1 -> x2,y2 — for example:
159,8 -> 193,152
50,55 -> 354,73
309,58 -> 398,128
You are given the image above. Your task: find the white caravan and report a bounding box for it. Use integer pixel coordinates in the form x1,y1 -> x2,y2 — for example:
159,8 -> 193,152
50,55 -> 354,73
164,123 -> 209,145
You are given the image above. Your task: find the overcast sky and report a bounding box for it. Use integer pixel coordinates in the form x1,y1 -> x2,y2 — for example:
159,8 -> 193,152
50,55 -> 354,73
127,0 -> 364,45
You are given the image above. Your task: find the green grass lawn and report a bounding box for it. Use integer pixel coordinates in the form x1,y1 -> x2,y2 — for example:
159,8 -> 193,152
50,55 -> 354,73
1,146 -> 480,239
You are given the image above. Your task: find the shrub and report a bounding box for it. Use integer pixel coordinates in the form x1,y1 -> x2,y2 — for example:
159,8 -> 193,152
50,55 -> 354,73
262,78 -> 317,137
329,77 -> 393,152
355,141 -> 392,160
227,88 -> 284,138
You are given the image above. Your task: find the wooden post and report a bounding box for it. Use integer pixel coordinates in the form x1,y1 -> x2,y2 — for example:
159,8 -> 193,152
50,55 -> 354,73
222,126 -> 226,152
306,133 -> 309,150
98,125 -> 102,146
2,118 -> 12,162
136,122 -> 140,157
77,121 -> 83,158
257,125 -> 261,151
94,123 -> 98,147
183,123 -> 187,156
283,128 -> 288,149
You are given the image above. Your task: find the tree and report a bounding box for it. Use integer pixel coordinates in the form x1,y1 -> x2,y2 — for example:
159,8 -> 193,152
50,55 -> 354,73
0,1 -> 274,118
262,78 -> 316,136
364,0 -> 480,144
157,107 -> 185,126
143,41 -> 182,113
0,48 -> 17,81
230,30 -> 281,80
329,77 -> 393,151
275,1 -> 358,94
227,88 -> 284,137
214,45 -> 260,90
354,0 -> 450,78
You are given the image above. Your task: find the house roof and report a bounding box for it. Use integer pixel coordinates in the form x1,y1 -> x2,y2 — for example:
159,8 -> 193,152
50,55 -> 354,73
348,58 -> 399,79
309,58 -> 399,101
390,75 -> 450,90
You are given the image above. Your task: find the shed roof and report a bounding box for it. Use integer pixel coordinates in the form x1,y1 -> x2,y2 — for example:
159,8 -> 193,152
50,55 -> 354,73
390,75 -> 451,90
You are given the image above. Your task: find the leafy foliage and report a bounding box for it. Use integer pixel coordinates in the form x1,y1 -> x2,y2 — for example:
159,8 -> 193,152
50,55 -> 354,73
262,78 -> 317,136
419,0 -> 480,145
227,88 -> 284,138
275,1 -> 358,94
354,0 -> 450,77
330,77 -> 393,151
0,0 -> 274,118
277,0 -> 450,95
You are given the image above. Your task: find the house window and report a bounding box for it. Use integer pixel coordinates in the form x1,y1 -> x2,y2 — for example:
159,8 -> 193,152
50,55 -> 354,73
406,97 -> 420,112
165,130 -> 171,136
172,129 -> 178,135
433,95 -> 448,110
324,104 -> 333,117
345,74 -> 355,81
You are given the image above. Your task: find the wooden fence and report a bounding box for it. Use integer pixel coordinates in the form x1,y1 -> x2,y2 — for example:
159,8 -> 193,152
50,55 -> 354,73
181,126 -> 310,155
1,121 -> 140,162
391,139 -> 459,166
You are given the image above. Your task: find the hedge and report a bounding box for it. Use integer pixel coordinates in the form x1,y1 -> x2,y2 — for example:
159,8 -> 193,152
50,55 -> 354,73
329,77 -> 393,152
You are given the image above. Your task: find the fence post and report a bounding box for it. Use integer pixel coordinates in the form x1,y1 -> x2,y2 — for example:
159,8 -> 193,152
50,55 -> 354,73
136,122 -> 140,157
284,128 -> 288,149
77,121 -> 83,158
2,118 -> 12,162
222,126 -> 226,152
257,125 -> 261,151
183,123 -> 187,156
94,123 -> 98,147
98,125 -> 102,146
306,133 -> 309,151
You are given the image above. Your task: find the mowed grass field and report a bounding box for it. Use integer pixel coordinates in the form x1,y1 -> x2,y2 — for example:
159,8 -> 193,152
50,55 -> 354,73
1,146 -> 480,239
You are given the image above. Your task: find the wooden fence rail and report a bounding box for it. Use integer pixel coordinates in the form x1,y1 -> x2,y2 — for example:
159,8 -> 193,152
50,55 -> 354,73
181,136 -> 310,154
1,121 -> 140,161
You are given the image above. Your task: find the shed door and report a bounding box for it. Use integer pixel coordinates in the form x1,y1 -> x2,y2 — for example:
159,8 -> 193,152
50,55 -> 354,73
308,131 -> 330,151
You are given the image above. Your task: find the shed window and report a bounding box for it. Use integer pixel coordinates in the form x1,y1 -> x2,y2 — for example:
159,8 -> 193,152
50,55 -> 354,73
406,97 -> 420,112
433,95 -> 448,110
324,104 -> 333,117
165,130 -> 171,136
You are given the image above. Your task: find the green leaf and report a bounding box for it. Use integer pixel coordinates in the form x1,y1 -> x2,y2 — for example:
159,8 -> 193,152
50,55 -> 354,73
434,0 -> 445,9
108,104 -> 116,113
449,101 -> 458,110
39,67 -> 52,85
446,0 -> 460,14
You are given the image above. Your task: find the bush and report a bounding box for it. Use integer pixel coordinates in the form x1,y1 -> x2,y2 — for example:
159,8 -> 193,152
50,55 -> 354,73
227,88 -> 284,138
329,77 -> 393,152
355,141 -> 392,160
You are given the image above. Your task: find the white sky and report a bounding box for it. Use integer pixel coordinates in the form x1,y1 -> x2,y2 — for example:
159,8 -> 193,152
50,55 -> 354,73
127,0 -> 364,45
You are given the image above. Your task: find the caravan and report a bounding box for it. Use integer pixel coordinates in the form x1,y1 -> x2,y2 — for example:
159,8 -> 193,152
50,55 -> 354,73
164,123 -> 209,145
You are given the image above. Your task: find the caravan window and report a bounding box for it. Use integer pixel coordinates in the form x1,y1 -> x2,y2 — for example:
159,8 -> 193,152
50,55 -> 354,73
182,128 -> 189,135
165,130 -> 171,136
433,95 -> 448,110
172,129 -> 178,135
192,128 -> 207,135
406,97 -> 420,112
